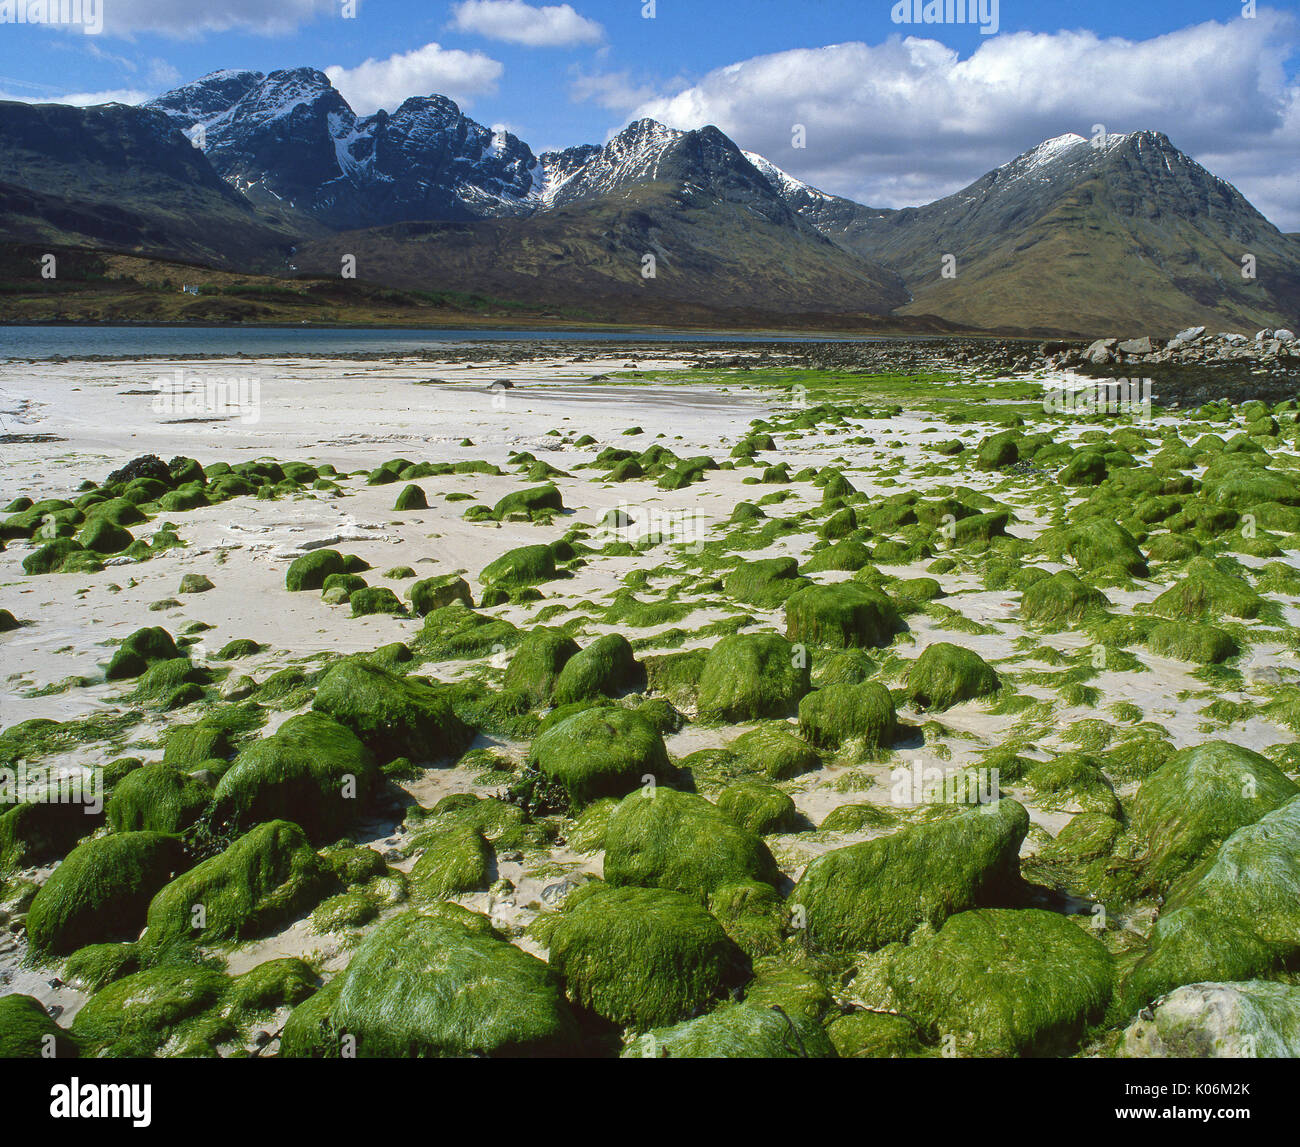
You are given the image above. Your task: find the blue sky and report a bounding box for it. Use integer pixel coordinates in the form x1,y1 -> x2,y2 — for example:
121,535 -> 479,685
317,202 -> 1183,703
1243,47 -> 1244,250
0,0 -> 1296,226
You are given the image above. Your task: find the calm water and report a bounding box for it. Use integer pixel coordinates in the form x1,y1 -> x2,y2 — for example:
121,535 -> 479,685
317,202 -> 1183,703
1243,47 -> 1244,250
0,325 -> 861,361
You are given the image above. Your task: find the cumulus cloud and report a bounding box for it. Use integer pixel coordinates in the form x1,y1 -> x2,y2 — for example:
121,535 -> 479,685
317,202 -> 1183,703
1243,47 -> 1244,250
94,0 -> 336,37
569,70 -> 659,111
325,43 -> 504,114
0,87 -> 150,106
449,0 -> 603,48
631,13 -> 1300,230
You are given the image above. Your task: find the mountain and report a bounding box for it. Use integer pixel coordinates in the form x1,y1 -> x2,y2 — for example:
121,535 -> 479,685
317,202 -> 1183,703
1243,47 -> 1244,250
0,99 -> 296,268
291,118 -> 911,319
784,131 -> 1300,334
147,68 -> 544,229
1,66 -> 1296,333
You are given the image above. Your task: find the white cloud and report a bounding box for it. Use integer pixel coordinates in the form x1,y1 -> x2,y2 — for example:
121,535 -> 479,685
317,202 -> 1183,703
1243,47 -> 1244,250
631,13 -> 1300,230
569,70 -> 659,111
0,88 -> 150,106
449,0 -> 603,48
325,43 -> 504,114
96,0 -> 336,37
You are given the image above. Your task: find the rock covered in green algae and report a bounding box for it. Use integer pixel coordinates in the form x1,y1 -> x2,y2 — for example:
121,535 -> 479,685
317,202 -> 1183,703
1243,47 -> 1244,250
480,543 -> 557,592
492,483 -> 564,520
1123,795 -> 1300,1010
1120,981 -> 1300,1058
312,659 -> 471,765
1128,740 -> 1298,894
1144,620 -> 1239,664
213,711 -> 378,841
109,759 -> 213,832
140,820 -> 333,954
552,632 -> 638,704
855,908 -> 1113,1057
784,582 -> 902,648
529,705 -> 670,809
696,632 -> 811,723
621,1000 -> 835,1058
603,787 -> 781,898
905,641 -> 1000,711
393,483 -> 428,510
26,831 -> 184,955
324,909 -> 581,1057
792,799 -> 1029,951
827,1010 -> 927,1058
1019,570 -> 1110,627
723,556 -> 809,608
715,781 -> 798,835
0,994 -> 80,1058
409,825 -> 494,900
502,626 -> 579,705
547,884 -> 747,1030
348,586 -> 406,617
797,680 -> 896,751
105,625 -> 181,680
407,573 -> 473,615
284,548 -> 346,592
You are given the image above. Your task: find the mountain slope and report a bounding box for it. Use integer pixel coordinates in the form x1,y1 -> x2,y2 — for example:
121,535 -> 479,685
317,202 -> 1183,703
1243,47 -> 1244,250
0,100 -> 297,268
806,132 -> 1300,335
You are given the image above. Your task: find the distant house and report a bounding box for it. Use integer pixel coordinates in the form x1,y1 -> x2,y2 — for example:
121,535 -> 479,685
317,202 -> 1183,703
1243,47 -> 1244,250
181,284 -> 200,295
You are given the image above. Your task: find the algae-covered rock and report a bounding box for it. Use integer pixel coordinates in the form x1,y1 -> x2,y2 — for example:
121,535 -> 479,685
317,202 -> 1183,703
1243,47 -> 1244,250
905,642 -> 999,711
603,787 -> 780,897
349,587 -> 405,617
105,625 -> 181,680
724,557 -> 808,608
408,574 -> 473,615
107,765 -> 212,834
480,543 -> 557,589
552,633 -> 638,704
622,1001 -> 834,1058
1128,740 -> 1298,894
410,826 -> 494,900
330,910 -> 580,1056
1150,557 -> 1267,620
547,884 -> 745,1029
492,484 -> 564,520
285,549 -> 346,592
1020,570 -> 1110,626
784,583 -> 902,648
696,633 -> 810,723
727,724 -> 821,781
71,965 -> 230,1057
502,627 -> 579,705
529,705 -> 670,809
827,1010 -> 926,1058
793,799 -> 1028,950
141,820 -> 332,953
0,994 -> 79,1058
26,831 -> 183,955
1123,795 -> 1300,1009
1145,621 -> 1239,664
716,782 -> 798,835
1120,980 -> 1300,1058
213,712 -> 378,841
393,484 -> 428,511
865,908 -> 1113,1057
798,681 -> 896,751
313,660 -> 472,765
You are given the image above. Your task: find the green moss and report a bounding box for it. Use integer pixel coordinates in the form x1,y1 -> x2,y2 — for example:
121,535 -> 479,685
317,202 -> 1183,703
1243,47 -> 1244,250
213,712 -> 378,842
1150,557 -> 1270,621
0,994 -> 80,1058
325,910 -> 580,1056
1145,621 -> 1239,664
811,648 -> 877,686
71,964 -> 231,1057
107,766 -> 212,834
408,574 -> 473,615
141,820 -> 333,954
696,633 -> 811,723
410,826 -> 493,900
784,583 -> 902,648
716,782 -> 798,835
552,633 -> 638,704
62,942 -> 140,992
285,549 -> 346,592
604,787 -> 780,897
26,832 -> 181,955
529,706 -> 670,809
313,660 -> 472,765
420,600 -> 520,658
864,908 -> 1113,1057
502,627 -> 580,705
215,638 -> 261,659
622,1000 -> 834,1058
906,642 -> 999,711
547,884 -> 746,1029
819,802 -> 899,833
1020,571 -> 1110,627
792,799 -> 1028,951
798,681 -> 896,751
1128,740 -> 1298,894
828,1010 -> 926,1057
